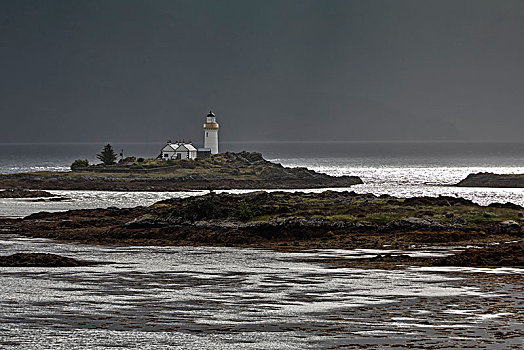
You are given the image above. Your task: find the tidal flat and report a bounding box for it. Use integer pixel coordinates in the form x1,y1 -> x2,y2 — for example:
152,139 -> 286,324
1,185 -> 523,348
0,236 -> 522,349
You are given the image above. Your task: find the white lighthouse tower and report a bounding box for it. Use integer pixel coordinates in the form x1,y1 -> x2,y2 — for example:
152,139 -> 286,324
203,111 -> 219,154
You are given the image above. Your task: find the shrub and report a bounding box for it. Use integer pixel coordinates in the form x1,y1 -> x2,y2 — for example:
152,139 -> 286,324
238,200 -> 254,221
119,156 -> 136,163
137,157 -> 144,162
71,159 -> 89,170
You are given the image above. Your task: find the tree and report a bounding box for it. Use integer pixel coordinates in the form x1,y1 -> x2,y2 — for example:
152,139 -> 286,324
70,159 -> 89,170
97,144 -> 117,165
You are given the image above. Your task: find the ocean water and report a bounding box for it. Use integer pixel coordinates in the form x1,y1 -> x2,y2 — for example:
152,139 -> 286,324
1,142 -> 523,348
0,142 -> 523,217
1,141 -> 523,175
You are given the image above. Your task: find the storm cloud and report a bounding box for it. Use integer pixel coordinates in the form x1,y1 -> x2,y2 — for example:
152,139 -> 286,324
1,0 -> 523,143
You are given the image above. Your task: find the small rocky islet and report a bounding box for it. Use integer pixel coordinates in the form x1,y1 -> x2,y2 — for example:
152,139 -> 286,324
1,190 -> 522,268
0,188 -> 69,202
0,151 -> 363,191
307,241 -> 524,270
0,188 -> 55,198
0,253 -> 100,267
457,172 -> 524,188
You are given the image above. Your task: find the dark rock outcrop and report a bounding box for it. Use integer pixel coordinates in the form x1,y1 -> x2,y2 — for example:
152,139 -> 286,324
317,242 -> 524,269
0,189 -> 56,198
402,196 -> 476,207
385,217 -> 446,232
496,220 -> 522,233
0,253 -> 100,267
432,242 -> 524,267
457,172 -> 524,188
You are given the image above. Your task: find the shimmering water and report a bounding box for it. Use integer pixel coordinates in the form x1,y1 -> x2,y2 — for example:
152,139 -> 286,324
0,142 -> 523,348
0,236 -> 523,349
1,142 -> 523,217
1,181 -> 523,218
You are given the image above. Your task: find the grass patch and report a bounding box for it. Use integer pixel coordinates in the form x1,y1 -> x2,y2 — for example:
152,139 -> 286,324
328,215 -> 359,222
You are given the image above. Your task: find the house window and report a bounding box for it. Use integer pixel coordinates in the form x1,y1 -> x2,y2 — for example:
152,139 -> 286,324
206,132 -> 208,137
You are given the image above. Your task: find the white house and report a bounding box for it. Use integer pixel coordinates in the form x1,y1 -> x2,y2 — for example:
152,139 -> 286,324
160,111 -> 219,160
161,141 -> 197,160
175,143 -> 197,159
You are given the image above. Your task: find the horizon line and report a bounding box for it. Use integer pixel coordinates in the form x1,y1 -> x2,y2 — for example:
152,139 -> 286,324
1,139 -> 524,145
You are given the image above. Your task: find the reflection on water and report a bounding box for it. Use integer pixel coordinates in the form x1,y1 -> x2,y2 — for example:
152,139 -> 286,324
0,190 -> 204,218
0,237 -> 522,349
1,142 -> 523,217
1,163 -> 523,218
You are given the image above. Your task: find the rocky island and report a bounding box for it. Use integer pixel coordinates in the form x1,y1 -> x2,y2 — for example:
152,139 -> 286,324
0,188 -> 56,198
0,253 -> 100,267
457,172 -> 524,188
0,152 -> 362,191
0,188 -> 68,202
2,191 -> 522,268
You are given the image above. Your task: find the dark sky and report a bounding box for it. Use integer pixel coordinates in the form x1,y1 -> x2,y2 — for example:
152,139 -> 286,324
1,0 -> 523,144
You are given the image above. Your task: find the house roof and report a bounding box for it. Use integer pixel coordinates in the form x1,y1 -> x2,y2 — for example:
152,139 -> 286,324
162,144 -> 177,152
174,143 -> 197,152
175,144 -> 188,152
163,142 -> 197,153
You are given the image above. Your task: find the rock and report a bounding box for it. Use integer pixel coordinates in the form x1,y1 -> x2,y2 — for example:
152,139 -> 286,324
238,151 -> 265,163
123,215 -> 168,228
496,220 -> 522,233
457,172 -> 524,188
433,243 -> 524,267
403,196 -> 475,207
193,220 -> 240,230
449,216 -> 467,226
386,217 -> 445,231
355,221 -> 375,228
0,189 -> 56,198
488,202 -> 523,210
0,253 -> 99,267
28,197 -> 70,202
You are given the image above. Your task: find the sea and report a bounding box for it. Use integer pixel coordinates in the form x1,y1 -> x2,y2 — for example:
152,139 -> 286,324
0,141 -> 523,349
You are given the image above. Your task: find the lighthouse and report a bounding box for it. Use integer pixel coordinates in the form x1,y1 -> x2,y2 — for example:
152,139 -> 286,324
203,111 -> 219,154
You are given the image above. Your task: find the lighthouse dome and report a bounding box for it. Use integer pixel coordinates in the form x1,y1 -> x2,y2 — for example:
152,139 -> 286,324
207,111 -> 215,117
